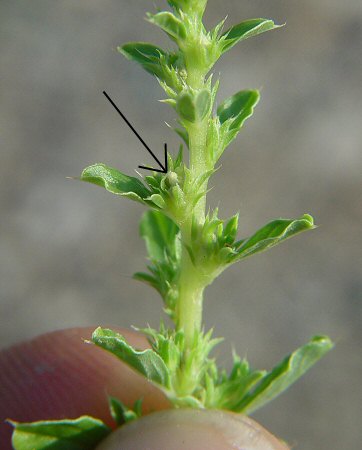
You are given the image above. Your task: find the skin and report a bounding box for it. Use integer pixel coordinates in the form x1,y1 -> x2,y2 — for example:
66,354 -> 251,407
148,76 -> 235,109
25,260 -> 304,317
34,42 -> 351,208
96,409 -> 290,450
0,327 -> 289,450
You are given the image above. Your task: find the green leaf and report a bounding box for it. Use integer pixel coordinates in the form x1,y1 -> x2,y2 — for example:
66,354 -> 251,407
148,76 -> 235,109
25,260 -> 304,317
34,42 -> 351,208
167,1 -> 182,11
217,370 -> 266,411
173,144 -> 184,169
147,193 -> 166,209
220,18 -> 281,53
195,90 -> 211,121
108,397 -> 142,426
11,416 -> 111,450
148,12 -> 187,41
133,272 -> 159,291
177,92 -> 196,122
119,42 -> 166,78
136,211 -> 181,319
120,42 -> 182,89
218,90 -> 259,130
140,210 -> 179,263
233,214 -> 315,261
177,90 -> 211,123
81,163 -> 151,204
222,214 -> 239,246
238,336 -> 334,414
217,90 -> 260,149
92,327 -> 171,388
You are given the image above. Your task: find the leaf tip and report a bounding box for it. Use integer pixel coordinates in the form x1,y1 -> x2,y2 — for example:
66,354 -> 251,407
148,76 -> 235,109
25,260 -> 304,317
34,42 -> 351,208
301,213 -> 316,229
311,335 -> 335,350
276,22 -> 286,29
91,326 -> 104,340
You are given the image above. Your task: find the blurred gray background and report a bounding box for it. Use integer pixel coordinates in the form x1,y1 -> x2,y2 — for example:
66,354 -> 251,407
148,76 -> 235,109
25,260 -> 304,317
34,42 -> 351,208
1,0 -> 361,448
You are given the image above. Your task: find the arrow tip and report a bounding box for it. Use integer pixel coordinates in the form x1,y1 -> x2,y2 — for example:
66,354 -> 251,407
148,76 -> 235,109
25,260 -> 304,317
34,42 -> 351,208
138,143 -> 168,174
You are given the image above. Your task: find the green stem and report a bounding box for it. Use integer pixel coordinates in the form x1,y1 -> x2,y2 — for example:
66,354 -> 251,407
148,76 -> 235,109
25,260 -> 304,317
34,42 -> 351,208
175,9 -> 212,351
176,106 -> 209,348
176,248 -> 204,349
188,119 -> 209,223
176,117 -> 210,344
175,122 -> 210,348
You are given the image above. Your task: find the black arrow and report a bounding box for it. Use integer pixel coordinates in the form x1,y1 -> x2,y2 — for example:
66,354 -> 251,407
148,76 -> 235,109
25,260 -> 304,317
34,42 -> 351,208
103,90 -> 168,174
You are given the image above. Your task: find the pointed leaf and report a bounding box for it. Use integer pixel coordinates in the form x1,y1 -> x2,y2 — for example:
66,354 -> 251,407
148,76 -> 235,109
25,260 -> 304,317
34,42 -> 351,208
223,214 -> 239,245
238,336 -> 334,414
217,370 -> 266,411
133,272 -> 159,290
92,327 -> 171,388
221,19 -> 281,53
233,214 -> 315,261
81,163 -> 151,204
160,98 -> 177,107
11,416 -> 110,450
108,397 -> 142,426
148,12 -> 186,41
174,128 -> 189,147
174,144 -> 184,168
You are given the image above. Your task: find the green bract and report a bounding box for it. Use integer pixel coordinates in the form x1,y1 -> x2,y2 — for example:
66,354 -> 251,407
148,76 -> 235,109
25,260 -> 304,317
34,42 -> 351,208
11,1 -> 333,449
109,397 -> 143,426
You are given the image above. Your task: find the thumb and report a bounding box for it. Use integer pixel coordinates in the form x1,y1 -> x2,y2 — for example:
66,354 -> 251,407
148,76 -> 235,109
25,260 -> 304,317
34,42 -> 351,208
95,409 -> 290,450
0,326 -> 169,450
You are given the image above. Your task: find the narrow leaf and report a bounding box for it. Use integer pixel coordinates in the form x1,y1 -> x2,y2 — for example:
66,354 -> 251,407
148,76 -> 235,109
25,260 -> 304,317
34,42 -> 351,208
108,397 -> 142,426
81,163 -> 151,204
92,327 -> 171,388
218,371 -> 266,411
234,214 -> 315,261
11,416 -> 111,450
133,272 -> 160,291
223,214 -> 239,245
238,336 -> 334,414
174,144 -> 184,168
221,18 -> 281,53
174,128 -> 189,147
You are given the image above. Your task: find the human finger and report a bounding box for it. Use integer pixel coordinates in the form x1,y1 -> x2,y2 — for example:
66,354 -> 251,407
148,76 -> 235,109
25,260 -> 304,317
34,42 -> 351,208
0,326 -> 170,450
96,409 -> 290,450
